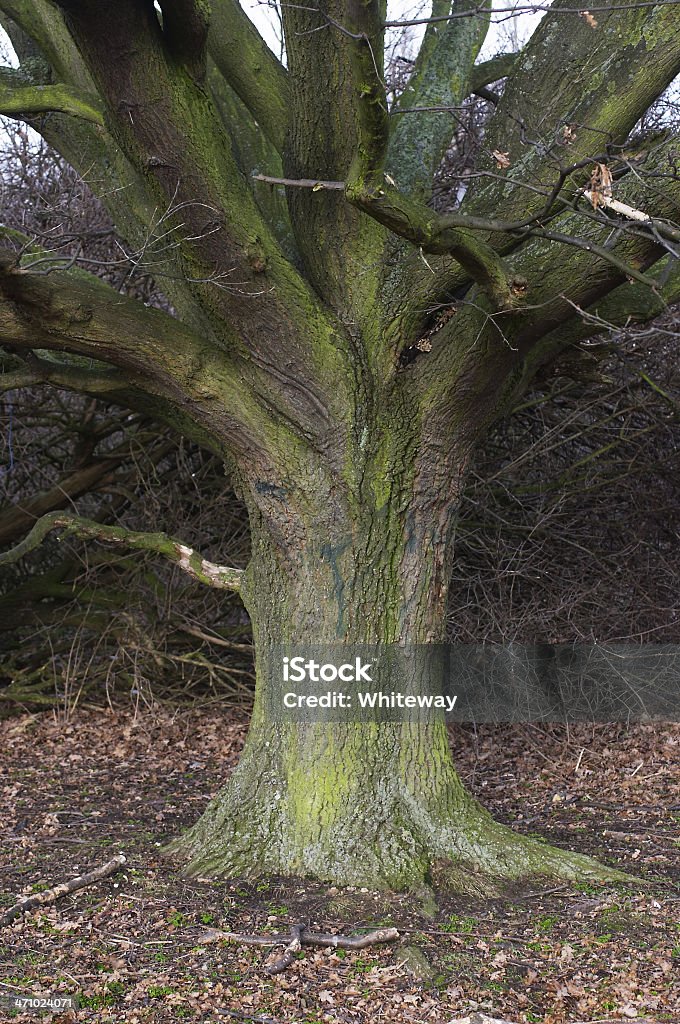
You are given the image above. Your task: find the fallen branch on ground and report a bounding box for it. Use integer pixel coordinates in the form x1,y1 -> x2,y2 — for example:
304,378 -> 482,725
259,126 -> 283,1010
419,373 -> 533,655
196,924 -> 399,973
264,923 -> 304,976
215,1010 -> 281,1023
447,1017 -> 520,1024
447,1016 -> 520,1024
0,854 -> 126,927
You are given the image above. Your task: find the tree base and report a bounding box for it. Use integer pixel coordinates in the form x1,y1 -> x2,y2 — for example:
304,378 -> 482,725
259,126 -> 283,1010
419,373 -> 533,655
165,741 -> 627,892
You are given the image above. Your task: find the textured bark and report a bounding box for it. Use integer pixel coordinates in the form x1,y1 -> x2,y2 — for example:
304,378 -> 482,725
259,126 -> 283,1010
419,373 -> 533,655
387,0 -> 490,195
170,504 -> 618,889
168,445 -> 621,889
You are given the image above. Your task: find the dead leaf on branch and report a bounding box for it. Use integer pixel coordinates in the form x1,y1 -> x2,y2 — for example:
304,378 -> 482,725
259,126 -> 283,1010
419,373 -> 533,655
492,150 -> 511,170
588,161 -> 613,210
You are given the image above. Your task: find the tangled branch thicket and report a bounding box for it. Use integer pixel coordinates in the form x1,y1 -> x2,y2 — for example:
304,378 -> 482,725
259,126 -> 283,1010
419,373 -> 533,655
1,85 -> 679,712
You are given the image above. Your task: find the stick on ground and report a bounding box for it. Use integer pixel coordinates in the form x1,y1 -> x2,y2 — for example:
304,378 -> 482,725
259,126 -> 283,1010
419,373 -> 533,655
197,925 -> 399,950
0,853 -> 126,927
197,924 -> 400,973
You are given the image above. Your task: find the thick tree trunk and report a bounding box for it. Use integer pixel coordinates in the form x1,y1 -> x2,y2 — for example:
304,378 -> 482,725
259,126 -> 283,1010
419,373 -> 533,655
168,478 -> 620,891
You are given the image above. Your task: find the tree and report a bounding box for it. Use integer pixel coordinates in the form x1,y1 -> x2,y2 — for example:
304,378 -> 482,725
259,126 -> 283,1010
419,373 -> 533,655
1,0 -> 679,890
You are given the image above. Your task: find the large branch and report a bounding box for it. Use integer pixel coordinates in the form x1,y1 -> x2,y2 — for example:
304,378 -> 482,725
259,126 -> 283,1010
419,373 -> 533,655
205,59 -> 297,258
387,0 -> 491,196
0,349 -> 230,455
391,0 -> 680,329
0,351 -> 129,396
280,0 -> 389,316
467,0 -> 680,229
499,134 -> 680,352
513,255 -> 680,399
346,179 -> 517,309
0,1 -> 200,328
0,512 -> 244,592
345,0 -> 389,188
0,249 -> 211,382
0,250 -> 277,460
208,0 -> 290,154
48,0 -> 352,445
348,176 -> 660,287
0,0 -> 94,91
0,74 -> 102,123
0,462 -> 122,548
416,186 -> 680,437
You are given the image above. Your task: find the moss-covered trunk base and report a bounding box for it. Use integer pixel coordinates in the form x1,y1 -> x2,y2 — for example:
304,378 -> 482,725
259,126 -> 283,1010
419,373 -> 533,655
166,717 -> 624,892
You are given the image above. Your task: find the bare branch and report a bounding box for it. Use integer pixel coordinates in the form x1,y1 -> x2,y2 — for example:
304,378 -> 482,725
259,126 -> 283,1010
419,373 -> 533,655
265,924 -> 305,975
254,174 -> 345,191
0,462 -> 125,548
0,512 -> 244,592
254,173 -> 659,304
0,352 -> 127,395
384,0 -> 680,28
0,367 -> 38,392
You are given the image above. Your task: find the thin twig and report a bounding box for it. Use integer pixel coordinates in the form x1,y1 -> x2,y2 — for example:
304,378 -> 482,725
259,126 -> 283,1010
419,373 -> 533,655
253,173 -> 344,190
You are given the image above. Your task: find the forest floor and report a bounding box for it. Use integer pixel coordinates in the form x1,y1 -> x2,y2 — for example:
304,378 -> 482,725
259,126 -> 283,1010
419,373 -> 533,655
0,705 -> 678,1024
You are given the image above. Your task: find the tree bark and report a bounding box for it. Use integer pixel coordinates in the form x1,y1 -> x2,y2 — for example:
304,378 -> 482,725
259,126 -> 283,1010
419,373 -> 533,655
168,462 -> 620,891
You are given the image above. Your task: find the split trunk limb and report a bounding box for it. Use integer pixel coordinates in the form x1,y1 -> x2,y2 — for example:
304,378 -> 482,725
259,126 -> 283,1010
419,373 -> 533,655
264,923 -> 304,976
0,511 -> 243,592
0,854 -> 126,927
